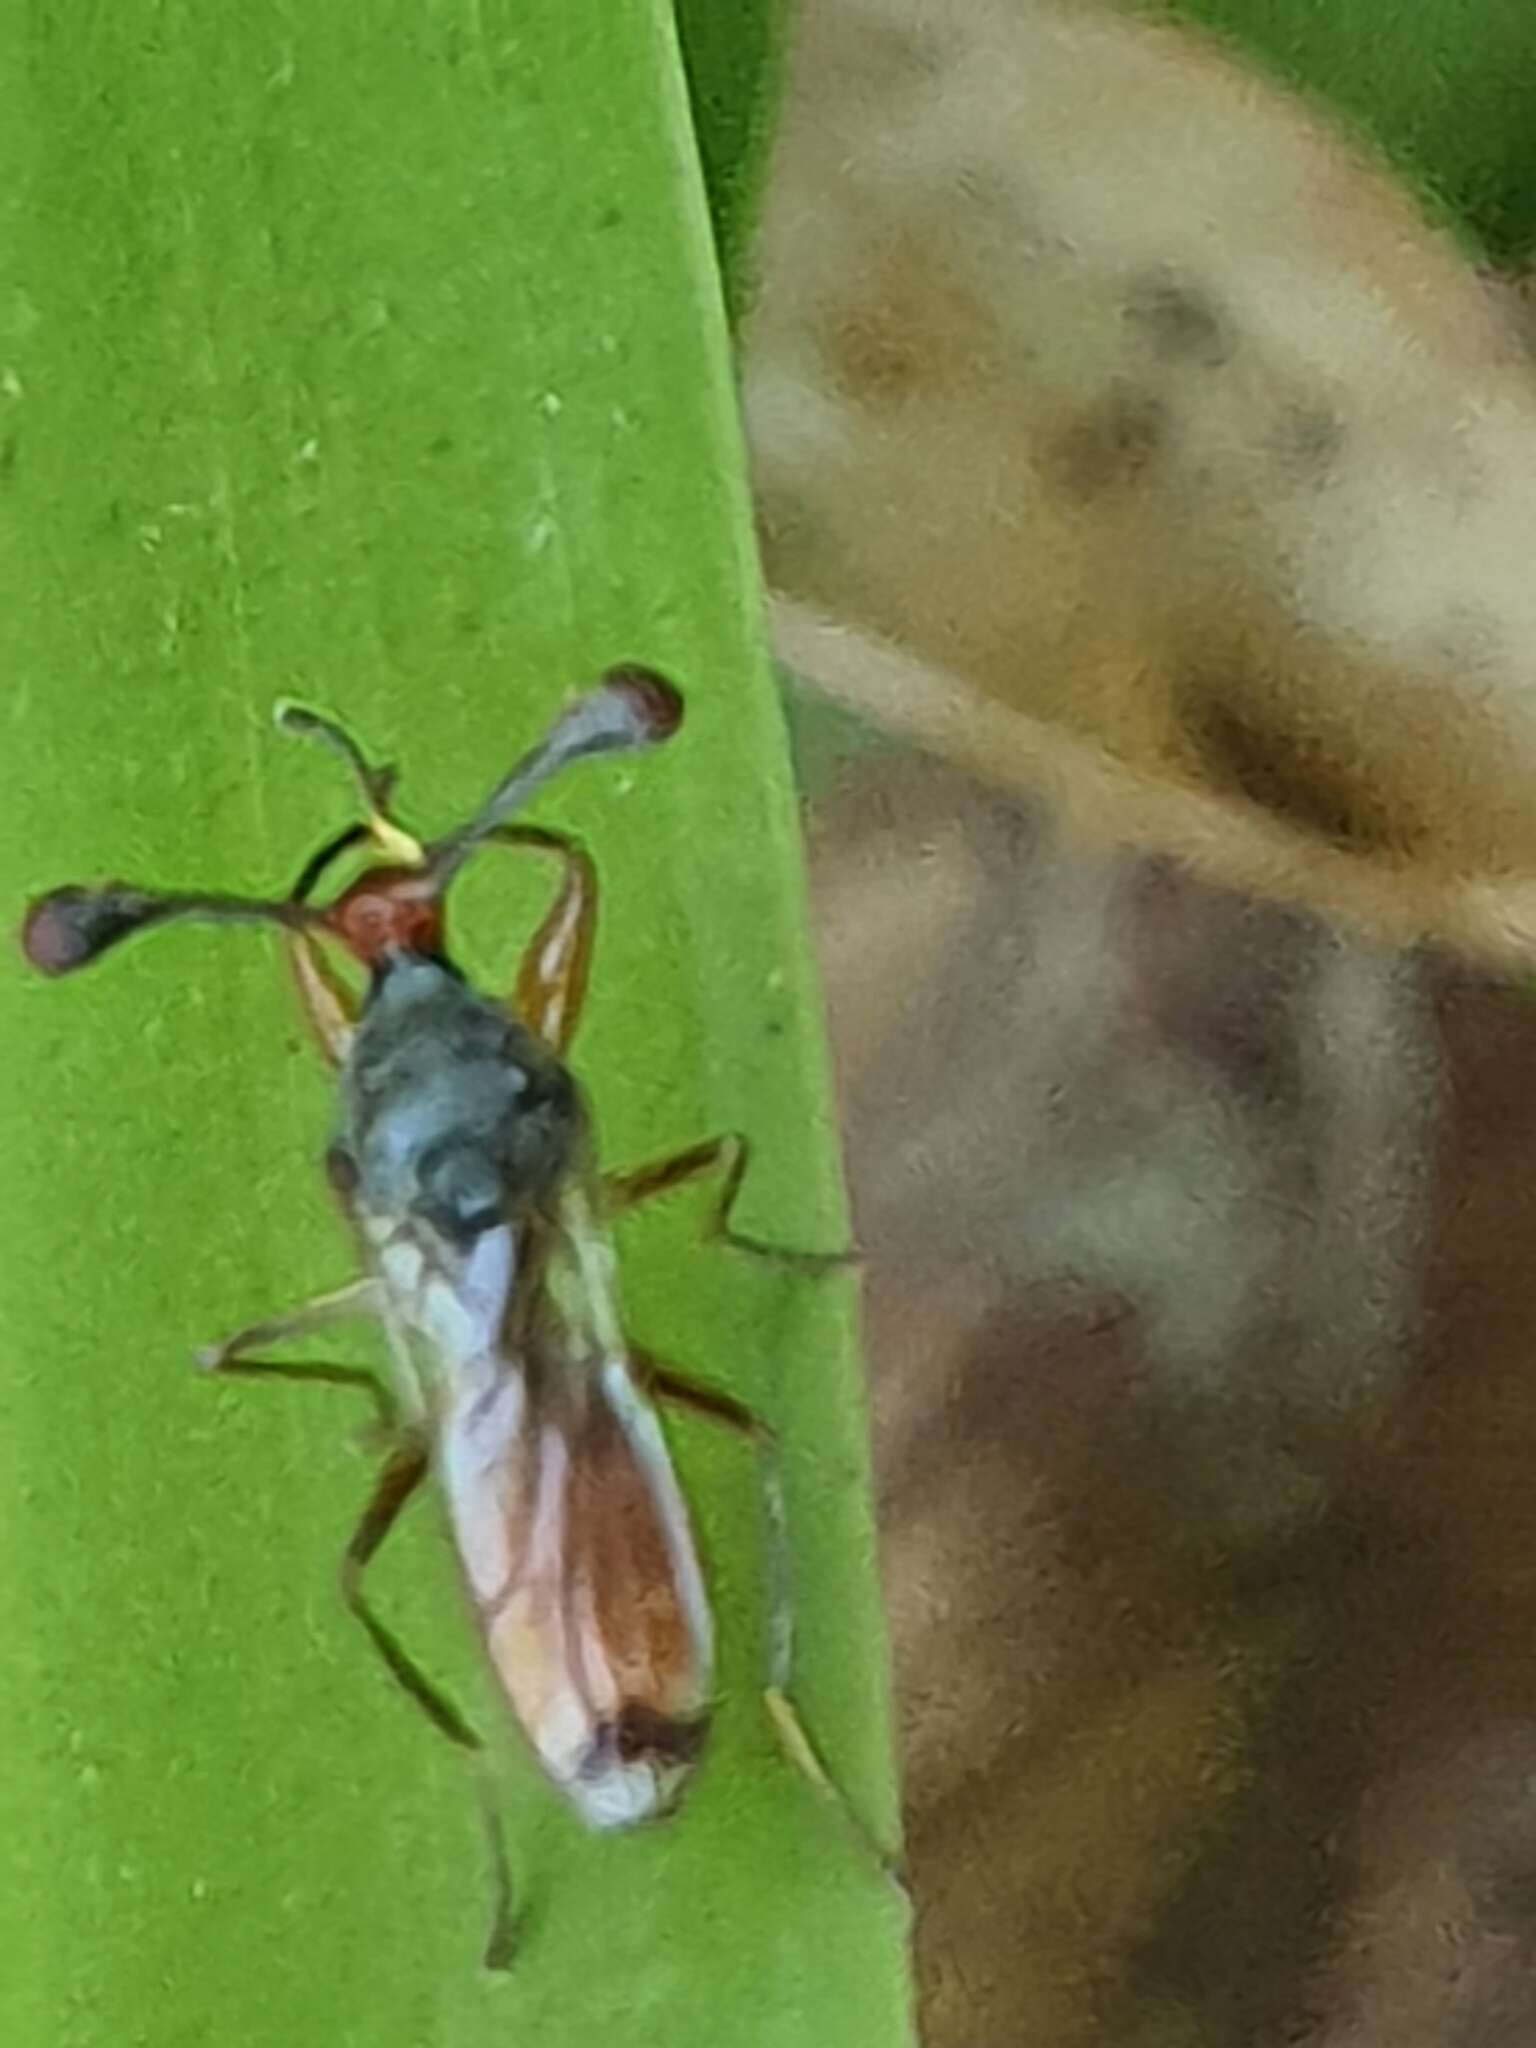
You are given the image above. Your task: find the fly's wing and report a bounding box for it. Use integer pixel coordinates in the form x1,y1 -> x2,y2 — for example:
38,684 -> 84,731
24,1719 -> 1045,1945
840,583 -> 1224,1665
440,1351 -> 714,1832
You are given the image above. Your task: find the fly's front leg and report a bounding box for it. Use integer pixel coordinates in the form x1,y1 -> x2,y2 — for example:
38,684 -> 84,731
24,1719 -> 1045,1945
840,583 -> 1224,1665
489,824 -> 597,1056
635,1349 -> 903,1890
194,1277 -> 394,1435
605,1134 -> 857,1272
284,929 -> 358,1067
495,839 -> 849,1266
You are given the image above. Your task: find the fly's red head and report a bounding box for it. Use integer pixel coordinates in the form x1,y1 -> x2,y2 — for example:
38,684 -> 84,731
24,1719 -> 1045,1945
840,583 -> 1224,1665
324,865 -> 444,967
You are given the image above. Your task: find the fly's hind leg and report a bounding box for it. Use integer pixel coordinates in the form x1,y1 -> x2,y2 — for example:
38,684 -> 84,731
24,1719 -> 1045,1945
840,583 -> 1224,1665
196,1279 -> 517,1971
636,1349 -> 904,1892
605,1133 -> 857,1273
342,1443 -> 519,1973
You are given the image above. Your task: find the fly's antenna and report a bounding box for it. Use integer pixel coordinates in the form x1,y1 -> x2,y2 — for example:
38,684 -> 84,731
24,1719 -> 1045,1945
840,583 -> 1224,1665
274,702 -> 426,867
425,664 -> 684,890
21,882 -> 316,979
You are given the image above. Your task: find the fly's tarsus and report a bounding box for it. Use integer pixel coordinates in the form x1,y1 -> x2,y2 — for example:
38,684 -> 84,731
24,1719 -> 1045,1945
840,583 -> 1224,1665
642,1351 -> 903,1890
606,1131 -> 859,1270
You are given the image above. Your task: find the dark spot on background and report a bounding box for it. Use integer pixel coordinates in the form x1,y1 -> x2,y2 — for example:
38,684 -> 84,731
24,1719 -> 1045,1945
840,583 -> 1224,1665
953,161 -> 1041,240
1181,685 -> 1411,855
828,15 -> 960,92
1268,399 -> 1345,480
1044,385 -> 1168,499
0,433 -> 17,483
1426,601 -> 1503,677
1127,861 -> 1314,1123
828,306 -> 926,404
1123,271 -> 1235,368
819,233 -> 1010,408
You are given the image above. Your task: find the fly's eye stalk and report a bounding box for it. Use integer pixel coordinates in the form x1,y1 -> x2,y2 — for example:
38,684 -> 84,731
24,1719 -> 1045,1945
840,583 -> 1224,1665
20,875 -> 315,974
421,662 -> 686,891
20,668 -> 686,983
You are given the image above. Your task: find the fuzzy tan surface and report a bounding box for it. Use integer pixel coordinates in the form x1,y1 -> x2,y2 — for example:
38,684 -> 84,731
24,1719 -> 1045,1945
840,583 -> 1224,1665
749,0 -> 1536,970
807,744 -> 1536,2046
753,2 -> 1536,2035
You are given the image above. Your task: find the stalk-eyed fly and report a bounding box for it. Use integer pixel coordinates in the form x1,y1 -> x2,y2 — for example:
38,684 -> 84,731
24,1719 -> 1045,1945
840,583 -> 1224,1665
22,668 -> 890,1966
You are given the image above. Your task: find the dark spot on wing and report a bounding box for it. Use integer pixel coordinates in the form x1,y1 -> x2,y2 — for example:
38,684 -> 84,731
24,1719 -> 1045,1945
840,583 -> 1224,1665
1045,385 -> 1168,499
581,1704 -> 709,1778
1123,272 -> 1235,368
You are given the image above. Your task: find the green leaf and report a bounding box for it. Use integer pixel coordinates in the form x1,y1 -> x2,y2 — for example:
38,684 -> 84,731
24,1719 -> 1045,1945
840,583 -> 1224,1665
0,4 -> 911,2043
674,0 -> 794,323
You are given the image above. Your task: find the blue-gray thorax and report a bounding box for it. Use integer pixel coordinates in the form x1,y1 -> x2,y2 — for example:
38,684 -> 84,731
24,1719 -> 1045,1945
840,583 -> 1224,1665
329,954 -> 586,1245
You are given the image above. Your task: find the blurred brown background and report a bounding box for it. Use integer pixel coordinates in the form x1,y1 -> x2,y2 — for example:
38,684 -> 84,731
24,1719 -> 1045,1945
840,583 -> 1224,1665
756,2 -> 1536,2039
805,739 -> 1536,2046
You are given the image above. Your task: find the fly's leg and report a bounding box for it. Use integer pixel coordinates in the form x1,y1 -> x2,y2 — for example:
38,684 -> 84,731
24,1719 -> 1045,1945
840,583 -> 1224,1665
342,1442 -> 519,1973
275,709 -> 415,1067
605,1133 -> 857,1272
490,824 -> 597,1056
636,1350 -> 904,1891
490,838 -> 848,1267
194,1277 -> 395,1442
284,929 -> 358,1067
196,1280 -> 517,1970
194,1277 -> 386,1363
